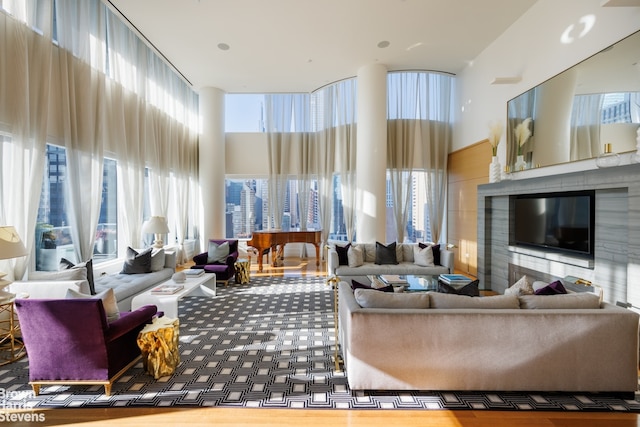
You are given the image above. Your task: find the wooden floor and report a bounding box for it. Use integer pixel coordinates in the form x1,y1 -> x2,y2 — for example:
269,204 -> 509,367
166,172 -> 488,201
10,256 -> 640,427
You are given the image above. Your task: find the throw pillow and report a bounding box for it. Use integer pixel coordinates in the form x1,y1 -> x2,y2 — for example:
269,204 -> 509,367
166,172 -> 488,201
66,288 -> 120,322
438,279 -> 480,297
351,279 -> 394,293
335,243 -> 351,266
354,288 -> 430,309
347,245 -> 364,267
375,242 -> 398,265
534,280 -> 567,295
413,244 -> 435,267
150,248 -> 166,272
518,292 -> 601,309
207,241 -> 230,264
59,257 -> 96,295
121,247 -> 152,274
419,242 -> 441,266
504,275 -> 534,297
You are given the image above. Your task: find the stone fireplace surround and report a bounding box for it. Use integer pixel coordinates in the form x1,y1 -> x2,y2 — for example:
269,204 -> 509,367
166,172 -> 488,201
477,163 -> 640,306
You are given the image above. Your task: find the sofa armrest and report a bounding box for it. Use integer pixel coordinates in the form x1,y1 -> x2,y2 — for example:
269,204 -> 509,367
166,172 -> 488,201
9,280 -> 90,299
226,251 -> 239,267
164,250 -> 177,269
327,248 -> 339,276
193,252 -> 208,265
106,304 -> 157,342
439,248 -> 454,273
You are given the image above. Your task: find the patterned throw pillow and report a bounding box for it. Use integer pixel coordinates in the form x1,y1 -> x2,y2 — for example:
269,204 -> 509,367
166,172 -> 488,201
504,275 -> 534,296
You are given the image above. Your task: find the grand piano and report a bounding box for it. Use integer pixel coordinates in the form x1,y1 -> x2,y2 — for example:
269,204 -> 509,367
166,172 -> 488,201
248,230 -> 322,272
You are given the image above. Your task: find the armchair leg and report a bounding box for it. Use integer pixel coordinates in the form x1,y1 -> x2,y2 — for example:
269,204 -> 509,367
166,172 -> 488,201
104,384 -> 111,396
31,384 -> 40,396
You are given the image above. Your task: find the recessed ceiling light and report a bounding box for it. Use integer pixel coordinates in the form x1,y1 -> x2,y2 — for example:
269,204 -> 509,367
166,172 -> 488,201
377,40 -> 390,48
217,43 -> 230,51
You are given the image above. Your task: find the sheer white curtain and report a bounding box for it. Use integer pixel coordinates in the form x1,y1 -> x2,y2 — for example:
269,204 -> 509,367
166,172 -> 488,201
312,79 -> 358,244
386,72 -> 452,244
387,73 -> 419,242
570,94 -> 603,161
0,2 -> 52,279
265,94 -> 311,230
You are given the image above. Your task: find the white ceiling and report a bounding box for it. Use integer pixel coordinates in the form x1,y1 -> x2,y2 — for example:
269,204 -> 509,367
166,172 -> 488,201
106,0 -> 538,93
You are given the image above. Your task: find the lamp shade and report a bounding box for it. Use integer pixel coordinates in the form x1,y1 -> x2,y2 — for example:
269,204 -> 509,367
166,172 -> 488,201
0,226 -> 28,260
142,216 -> 170,234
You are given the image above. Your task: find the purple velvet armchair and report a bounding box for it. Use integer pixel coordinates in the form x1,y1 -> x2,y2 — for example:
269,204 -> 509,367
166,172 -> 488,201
191,239 -> 239,285
15,298 -> 157,396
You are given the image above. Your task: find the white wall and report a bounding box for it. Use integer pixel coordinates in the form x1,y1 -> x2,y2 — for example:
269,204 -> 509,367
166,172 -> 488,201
454,0 -> 640,172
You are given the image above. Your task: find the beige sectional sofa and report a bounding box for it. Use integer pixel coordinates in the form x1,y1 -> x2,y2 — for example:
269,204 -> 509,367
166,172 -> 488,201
337,282 -> 639,395
327,242 -> 453,282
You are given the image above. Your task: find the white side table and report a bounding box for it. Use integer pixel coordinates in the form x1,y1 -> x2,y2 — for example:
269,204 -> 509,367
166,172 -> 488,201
131,273 -> 216,318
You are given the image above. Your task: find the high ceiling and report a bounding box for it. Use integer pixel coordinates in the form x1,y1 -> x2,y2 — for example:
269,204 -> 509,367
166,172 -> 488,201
106,0 -> 538,93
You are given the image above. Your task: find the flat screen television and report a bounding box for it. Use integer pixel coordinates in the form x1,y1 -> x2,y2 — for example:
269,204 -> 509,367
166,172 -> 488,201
512,190 -> 595,258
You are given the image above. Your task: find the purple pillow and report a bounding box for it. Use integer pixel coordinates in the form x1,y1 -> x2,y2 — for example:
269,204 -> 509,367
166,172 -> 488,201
419,242 -> 441,266
335,244 -> 351,266
351,280 -> 394,293
534,280 -> 567,295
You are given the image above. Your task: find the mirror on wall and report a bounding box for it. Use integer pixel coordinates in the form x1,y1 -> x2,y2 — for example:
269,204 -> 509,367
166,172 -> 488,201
506,30 -> 640,171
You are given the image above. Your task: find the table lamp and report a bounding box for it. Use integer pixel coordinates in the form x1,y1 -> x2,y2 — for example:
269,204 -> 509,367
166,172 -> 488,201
142,216 -> 170,249
0,226 -> 28,301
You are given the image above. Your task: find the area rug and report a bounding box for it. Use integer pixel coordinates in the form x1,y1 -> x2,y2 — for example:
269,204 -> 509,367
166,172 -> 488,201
1,275 -> 640,411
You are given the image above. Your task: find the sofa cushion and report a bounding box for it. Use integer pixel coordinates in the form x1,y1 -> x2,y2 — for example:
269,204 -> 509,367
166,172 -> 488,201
504,275 -> 534,296
375,242 -> 398,265
413,244 -> 435,267
534,280 -> 567,295
59,257 -> 95,295
430,293 -> 520,309
66,287 -> 120,322
207,241 -> 230,264
347,245 -> 364,267
121,247 -> 152,274
335,243 -> 351,266
351,280 -> 394,293
354,288 -> 430,309
438,280 -> 480,297
518,292 -> 601,309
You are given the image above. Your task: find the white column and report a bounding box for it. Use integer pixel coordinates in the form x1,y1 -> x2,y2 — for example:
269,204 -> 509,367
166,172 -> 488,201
198,87 -> 226,249
356,64 -> 387,242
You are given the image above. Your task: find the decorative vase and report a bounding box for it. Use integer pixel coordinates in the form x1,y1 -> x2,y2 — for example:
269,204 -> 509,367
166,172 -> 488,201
515,154 -> 526,171
489,156 -> 501,183
501,165 -> 512,181
596,143 -> 620,168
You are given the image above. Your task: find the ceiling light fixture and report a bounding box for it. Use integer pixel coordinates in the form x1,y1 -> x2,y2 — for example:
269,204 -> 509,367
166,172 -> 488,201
217,43 -> 230,51
377,40 -> 390,48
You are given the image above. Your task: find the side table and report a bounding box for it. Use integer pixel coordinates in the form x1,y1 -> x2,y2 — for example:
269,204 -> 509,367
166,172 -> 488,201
0,297 -> 26,365
137,316 -> 180,379
234,258 -> 251,284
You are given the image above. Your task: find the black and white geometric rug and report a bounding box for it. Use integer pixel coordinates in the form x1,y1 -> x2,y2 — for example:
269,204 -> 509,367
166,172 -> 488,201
2,275 -> 640,411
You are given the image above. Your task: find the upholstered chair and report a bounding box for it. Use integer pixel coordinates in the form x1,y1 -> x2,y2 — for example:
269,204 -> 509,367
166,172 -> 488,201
15,298 -> 157,396
191,239 -> 239,285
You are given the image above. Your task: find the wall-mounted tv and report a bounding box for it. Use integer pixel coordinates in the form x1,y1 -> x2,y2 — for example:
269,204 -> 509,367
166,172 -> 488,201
512,190 -> 595,258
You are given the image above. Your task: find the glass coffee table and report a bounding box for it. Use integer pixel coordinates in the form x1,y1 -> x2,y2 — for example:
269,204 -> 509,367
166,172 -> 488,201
375,274 -> 440,292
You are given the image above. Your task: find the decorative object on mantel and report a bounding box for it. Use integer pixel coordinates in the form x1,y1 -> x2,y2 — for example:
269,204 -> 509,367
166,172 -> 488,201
596,143 -> 621,168
514,118 -> 532,171
488,120 -> 503,183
